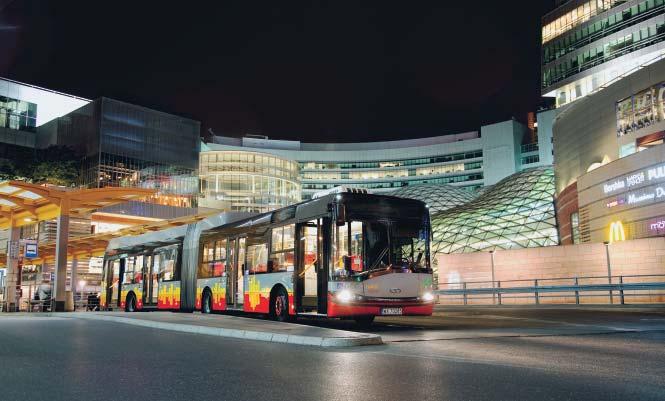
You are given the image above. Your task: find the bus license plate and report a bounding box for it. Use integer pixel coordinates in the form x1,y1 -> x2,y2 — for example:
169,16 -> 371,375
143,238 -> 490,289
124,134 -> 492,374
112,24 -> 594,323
381,307 -> 402,316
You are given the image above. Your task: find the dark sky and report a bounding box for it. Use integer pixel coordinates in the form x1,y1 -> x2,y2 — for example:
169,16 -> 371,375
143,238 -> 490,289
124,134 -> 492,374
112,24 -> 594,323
0,1 -> 555,142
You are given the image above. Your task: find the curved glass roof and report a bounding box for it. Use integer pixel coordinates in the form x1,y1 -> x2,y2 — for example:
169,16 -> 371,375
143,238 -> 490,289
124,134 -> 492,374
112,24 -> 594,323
388,184 -> 477,214
430,167 -> 559,254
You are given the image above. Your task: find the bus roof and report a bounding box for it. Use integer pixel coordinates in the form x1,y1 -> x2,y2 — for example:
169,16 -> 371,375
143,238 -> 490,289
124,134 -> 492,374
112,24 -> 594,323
105,193 -> 427,254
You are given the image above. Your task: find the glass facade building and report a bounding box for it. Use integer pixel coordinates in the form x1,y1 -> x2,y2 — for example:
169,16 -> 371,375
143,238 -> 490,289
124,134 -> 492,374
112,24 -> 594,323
199,150 -> 301,213
430,167 -> 559,254
542,0 -> 665,107
205,119 -> 547,200
42,98 -> 201,208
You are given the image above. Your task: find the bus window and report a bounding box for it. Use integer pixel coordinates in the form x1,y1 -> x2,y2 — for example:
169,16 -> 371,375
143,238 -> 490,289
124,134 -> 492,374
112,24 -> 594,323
270,225 -> 295,272
349,222 -> 363,271
158,247 -> 180,282
123,257 -> 136,284
247,235 -> 268,274
134,255 -> 144,283
199,239 -> 227,278
332,221 -> 364,276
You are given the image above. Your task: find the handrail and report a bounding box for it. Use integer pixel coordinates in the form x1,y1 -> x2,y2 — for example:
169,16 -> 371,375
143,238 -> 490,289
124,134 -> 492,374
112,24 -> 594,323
435,274 -> 665,305
439,273 -> 665,287
436,282 -> 665,295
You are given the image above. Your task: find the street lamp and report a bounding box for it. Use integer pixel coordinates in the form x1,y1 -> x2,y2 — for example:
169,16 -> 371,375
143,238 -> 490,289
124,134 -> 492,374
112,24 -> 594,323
490,250 -> 496,305
603,241 -> 613,304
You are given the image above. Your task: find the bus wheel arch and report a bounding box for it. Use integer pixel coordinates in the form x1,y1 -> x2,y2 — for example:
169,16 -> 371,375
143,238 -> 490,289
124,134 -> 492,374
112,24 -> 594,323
269,285 -> 290,322
125,292 -> 137,312
201,287 -> 213,314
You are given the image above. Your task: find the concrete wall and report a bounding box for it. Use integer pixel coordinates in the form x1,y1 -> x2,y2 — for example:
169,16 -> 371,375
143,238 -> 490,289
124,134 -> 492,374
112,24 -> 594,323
437,237 -> 665,305
536,108 -> 558,167
481,120 -> 525,186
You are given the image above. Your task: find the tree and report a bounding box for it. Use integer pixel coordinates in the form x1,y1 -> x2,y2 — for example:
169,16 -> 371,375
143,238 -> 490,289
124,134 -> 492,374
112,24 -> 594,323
28,146 -> 81,186
0,145 -> 81,187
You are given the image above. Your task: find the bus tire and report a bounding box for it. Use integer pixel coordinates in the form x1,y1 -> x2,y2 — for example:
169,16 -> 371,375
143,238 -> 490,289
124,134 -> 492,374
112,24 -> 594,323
202,289 -> 212,314
126,293 -> 136,313
354,315 -> 375,328
270,286 -> 290,322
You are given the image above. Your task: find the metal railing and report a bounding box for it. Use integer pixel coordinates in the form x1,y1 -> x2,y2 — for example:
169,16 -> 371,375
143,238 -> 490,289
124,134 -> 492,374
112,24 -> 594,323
435,274 -> 665,305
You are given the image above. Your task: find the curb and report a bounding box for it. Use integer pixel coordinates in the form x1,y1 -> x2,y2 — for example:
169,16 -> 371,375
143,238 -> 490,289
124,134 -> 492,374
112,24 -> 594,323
57,313 -> 383,347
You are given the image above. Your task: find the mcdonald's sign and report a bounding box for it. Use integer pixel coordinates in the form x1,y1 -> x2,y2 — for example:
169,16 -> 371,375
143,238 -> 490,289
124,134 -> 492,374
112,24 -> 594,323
608,221 -> 626,244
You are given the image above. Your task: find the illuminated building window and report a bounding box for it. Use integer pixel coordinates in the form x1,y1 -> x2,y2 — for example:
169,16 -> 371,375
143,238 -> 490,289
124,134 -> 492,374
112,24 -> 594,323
199,151 -> 301,213
571,212 -> 581,244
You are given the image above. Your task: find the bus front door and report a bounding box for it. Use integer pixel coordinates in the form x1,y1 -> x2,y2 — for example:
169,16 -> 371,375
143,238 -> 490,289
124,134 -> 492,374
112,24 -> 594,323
298,220 -> 322,312
226,238 -> 245,308
142,255 -> 159,307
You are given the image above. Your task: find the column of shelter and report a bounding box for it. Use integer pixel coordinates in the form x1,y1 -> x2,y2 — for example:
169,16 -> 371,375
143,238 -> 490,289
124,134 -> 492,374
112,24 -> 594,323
53,198 -> 70,312
4,217 -> 20,311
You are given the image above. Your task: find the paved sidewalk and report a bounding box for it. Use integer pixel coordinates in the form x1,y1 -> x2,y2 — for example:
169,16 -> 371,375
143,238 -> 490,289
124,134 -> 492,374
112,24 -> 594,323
56,311 -> 383,347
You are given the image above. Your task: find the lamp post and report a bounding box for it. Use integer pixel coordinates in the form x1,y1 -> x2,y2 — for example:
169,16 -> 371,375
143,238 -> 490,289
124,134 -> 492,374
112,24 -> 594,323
490,250 -> 496,305
603,241 -> 613,304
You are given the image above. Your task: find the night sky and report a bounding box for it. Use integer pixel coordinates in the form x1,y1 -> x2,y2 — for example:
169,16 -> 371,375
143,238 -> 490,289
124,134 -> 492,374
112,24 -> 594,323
0,1 -> 555,142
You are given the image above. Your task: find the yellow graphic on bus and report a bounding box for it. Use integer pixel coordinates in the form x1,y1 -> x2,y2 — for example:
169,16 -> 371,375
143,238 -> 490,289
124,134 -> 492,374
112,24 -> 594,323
248,276 -> 262,310
608,221 -> 626,244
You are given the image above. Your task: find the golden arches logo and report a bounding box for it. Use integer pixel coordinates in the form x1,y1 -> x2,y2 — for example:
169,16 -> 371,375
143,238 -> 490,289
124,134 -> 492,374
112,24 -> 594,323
608,221 -> 626,244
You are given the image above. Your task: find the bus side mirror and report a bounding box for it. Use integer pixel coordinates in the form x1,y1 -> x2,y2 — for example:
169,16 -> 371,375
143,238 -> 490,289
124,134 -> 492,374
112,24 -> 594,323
335,203 -> 346,225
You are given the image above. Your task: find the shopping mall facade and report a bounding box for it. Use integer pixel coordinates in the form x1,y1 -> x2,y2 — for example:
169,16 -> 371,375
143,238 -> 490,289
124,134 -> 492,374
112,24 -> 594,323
554,56 -> 665,244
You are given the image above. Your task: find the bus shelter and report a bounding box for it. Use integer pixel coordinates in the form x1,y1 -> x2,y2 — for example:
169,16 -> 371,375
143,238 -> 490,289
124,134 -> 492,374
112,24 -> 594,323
0,181 -> 156,311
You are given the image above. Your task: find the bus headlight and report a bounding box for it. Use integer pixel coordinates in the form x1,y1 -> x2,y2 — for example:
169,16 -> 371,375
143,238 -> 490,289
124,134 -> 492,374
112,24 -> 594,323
336,289 -> 353,303
422,292 -> 434,302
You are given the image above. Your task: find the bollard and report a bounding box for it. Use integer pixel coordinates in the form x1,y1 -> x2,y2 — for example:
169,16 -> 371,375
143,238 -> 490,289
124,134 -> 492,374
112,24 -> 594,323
463,282 -> 468,306
497,281 -> 502,305
619,276 -> 625,305
534,279 -> 539,305
574,277 -> 580,305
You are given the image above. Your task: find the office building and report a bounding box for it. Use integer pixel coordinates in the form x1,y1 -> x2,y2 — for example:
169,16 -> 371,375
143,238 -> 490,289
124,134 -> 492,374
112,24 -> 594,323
205,118 -> 550,200
542,0 -> 665,107
40,97 -> 201,210
0,77 -> 90,155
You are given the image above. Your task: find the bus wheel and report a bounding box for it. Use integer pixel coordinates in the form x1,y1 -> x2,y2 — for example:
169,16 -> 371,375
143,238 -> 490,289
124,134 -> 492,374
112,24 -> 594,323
202,290 -> 212,314
354,315 -> 375,328
126,294 -> 136,312
270,287 -> 289,322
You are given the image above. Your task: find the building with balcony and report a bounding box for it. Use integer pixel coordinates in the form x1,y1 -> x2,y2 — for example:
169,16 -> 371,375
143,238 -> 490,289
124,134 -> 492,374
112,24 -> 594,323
542,0 -> 665,107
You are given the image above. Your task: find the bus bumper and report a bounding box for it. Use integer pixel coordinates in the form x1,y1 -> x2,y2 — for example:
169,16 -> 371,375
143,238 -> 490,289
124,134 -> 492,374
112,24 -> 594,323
327,299 -> 434,317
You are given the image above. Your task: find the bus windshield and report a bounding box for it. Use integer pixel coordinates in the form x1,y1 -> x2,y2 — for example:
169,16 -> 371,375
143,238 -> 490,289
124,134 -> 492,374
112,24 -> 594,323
332,218 -> 430,278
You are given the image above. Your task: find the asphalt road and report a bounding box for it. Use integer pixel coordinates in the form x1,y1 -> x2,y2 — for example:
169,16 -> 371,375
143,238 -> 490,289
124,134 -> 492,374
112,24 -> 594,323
1,309 -> 665,401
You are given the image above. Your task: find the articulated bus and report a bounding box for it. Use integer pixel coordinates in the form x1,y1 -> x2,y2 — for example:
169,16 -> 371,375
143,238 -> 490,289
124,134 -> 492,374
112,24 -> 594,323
100,192 -> 435,324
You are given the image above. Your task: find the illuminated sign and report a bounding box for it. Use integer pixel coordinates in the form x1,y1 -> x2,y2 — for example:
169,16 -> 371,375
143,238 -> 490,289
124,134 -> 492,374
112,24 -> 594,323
649,219 -> 665,235
603,164 -> 665,195
604,180 -> 625,193
608,221 -> 626,244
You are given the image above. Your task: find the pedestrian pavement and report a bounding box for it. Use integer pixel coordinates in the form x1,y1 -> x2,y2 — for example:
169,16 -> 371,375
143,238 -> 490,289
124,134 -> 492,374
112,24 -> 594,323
51,311 -> 383,347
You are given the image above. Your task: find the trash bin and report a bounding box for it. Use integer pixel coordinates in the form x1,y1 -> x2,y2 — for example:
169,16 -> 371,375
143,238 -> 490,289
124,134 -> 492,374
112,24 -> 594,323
65,290 -> 74,312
